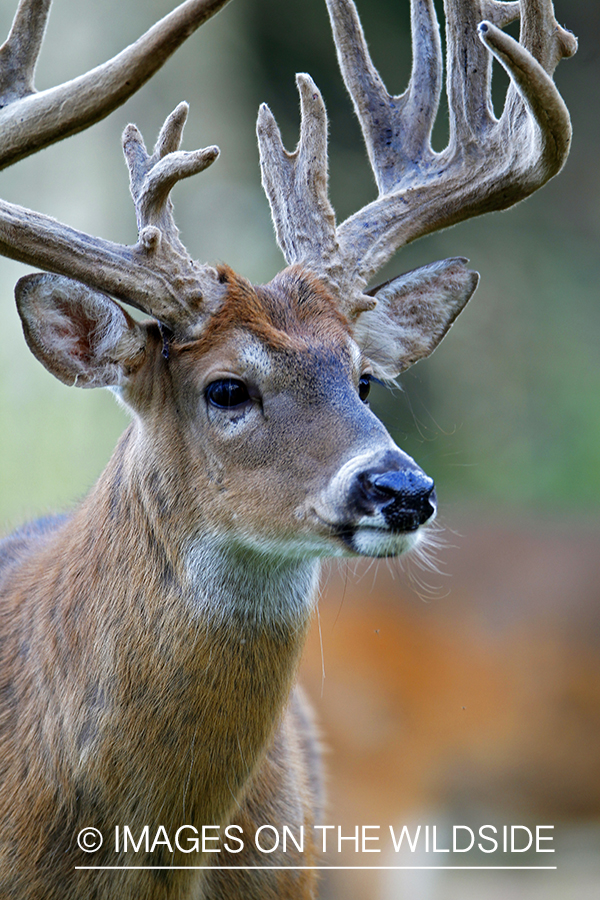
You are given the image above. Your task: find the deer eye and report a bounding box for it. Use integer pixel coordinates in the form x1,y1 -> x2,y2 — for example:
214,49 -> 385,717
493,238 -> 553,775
206,379 -> 250,409
358,374 -> 372,403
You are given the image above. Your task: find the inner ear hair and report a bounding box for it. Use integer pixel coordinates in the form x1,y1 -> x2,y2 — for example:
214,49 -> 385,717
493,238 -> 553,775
355,258 -> 479,379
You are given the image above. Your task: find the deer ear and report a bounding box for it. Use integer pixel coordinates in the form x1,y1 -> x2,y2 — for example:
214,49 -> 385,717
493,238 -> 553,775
353,258 -> 479,379
15,273 -> 147,388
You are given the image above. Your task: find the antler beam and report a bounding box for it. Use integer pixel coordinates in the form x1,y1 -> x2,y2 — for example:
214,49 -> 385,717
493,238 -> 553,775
0,0 -> 232,169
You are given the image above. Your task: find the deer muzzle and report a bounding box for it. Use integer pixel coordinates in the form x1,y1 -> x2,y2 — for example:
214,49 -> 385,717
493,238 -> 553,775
316,447 -> 437,557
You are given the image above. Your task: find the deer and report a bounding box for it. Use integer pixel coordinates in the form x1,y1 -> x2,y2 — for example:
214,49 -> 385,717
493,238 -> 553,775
0,0 -> 575,897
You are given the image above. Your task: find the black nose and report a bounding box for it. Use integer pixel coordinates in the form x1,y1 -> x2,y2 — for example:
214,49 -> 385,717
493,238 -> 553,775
356,466 -> 437,532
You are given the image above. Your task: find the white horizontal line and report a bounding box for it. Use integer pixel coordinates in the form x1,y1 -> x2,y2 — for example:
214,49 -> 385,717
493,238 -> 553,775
75,866 -> 558,871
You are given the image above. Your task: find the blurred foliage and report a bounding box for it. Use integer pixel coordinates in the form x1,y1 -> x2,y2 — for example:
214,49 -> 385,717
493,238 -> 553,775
0,0 -> 598,531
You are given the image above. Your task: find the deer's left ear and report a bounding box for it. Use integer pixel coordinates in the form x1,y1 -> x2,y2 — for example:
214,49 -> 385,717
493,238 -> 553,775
353,258 -> 479,379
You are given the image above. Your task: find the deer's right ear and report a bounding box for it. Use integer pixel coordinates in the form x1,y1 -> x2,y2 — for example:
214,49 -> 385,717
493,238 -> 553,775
15,273 -> 147,388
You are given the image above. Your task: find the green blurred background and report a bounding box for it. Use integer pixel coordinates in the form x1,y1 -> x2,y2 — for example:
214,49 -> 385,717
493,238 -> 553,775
0,0 -> 596,530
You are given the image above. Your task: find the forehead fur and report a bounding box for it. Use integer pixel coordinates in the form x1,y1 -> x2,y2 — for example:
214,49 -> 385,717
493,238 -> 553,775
184,264 -> 351,355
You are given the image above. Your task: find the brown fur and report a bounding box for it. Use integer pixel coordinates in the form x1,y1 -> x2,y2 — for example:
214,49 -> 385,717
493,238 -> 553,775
175,265 -> 352,354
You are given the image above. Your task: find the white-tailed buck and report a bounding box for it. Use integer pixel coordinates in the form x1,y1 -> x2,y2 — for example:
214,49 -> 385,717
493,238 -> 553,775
0,0 -> 575,897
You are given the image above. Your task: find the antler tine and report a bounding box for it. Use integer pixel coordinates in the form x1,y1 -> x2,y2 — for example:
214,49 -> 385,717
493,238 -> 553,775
482,20 -> 572,175
325,0 -> 442,195
257,75 -> 344,295
445,0 -> 575,152
444,0 -> 498,143
0,0 -> 51,101
123,102 -> 219,250
0,0 -> 232,170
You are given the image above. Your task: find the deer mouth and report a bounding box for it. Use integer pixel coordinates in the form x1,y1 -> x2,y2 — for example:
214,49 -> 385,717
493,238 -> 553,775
333,521 -> 425,558
311,510 -> 426,559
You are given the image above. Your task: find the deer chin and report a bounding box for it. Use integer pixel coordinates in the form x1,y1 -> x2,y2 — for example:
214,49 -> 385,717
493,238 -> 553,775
335,522 -> 426,558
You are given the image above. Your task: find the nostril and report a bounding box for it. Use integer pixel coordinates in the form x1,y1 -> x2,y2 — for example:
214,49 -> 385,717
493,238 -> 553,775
358,470 -> 397,501
421,486 -> 437,523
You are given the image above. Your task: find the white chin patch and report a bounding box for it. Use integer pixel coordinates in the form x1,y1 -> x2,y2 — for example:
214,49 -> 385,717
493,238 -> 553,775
350,526 -> 423,558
